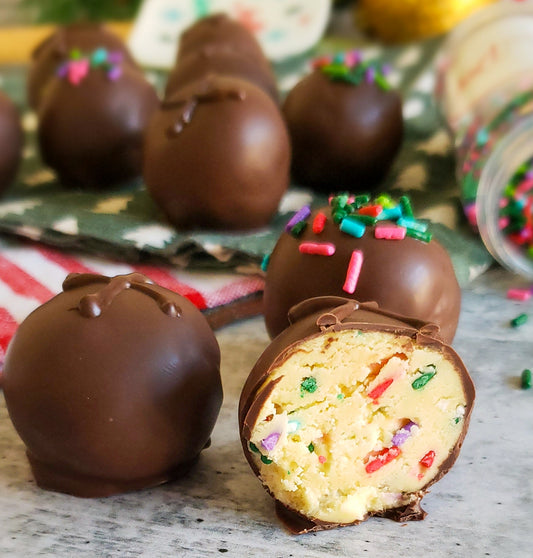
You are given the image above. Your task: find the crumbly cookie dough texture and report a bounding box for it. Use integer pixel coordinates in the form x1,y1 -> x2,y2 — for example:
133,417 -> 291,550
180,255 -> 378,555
239,297 -> 474,533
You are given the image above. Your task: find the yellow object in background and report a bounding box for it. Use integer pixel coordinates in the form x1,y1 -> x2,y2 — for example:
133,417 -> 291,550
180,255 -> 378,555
359,0 -> 496,42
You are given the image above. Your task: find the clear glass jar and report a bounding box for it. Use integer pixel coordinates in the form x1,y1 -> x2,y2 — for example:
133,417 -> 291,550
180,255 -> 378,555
436,0 -> 533,278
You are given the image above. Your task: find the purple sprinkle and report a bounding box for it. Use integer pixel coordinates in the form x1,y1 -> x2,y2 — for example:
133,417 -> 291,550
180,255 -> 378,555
56,63 -> 69,78
107,51 -> 124,64
285,205 -> 311,232
382,63 -> 392,75
365,67 -> 376,83
391,421 -> 417,447
107,65 -> 122,81
261,432 -> 280,452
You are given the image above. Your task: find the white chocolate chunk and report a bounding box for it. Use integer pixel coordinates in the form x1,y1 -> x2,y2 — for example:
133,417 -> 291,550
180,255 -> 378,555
247,330 -> 468,524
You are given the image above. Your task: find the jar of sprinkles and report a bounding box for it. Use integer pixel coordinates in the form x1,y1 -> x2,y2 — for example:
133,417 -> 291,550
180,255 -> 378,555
436,0 -> 533,278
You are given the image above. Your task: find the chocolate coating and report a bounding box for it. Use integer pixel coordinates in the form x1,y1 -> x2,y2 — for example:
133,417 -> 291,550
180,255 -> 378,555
177,13 -> 265,65
3,273 -> 222,497
282,70 -> 403,193
144,75 -> 290,230
37,66 -> 158,189
165,46 -> 278,102
264,205 -> 461,343
0,91 -> 23,195
239,297 -> 475,533
27,22 -> 138,110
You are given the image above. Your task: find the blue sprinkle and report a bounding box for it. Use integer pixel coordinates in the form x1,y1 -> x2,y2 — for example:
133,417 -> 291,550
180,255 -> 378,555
377,206 -> 402,221
261,253 -> 271,272
397,217 -> 428,233
476,128 -> 489,146
340,217 -> 366,238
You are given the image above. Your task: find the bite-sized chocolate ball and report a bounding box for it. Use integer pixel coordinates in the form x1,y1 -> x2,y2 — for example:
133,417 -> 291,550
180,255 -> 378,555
38,61 -> 158,189
3,273 -> 222,497
177,13 -> 265,65
264,198 -> 461,343
165,45 -> 278,102
27,22 -> 138,109
240,297 -> 474,533
282,60 -> 403,193
144,75 -> 290,230
0,91 -> 23,194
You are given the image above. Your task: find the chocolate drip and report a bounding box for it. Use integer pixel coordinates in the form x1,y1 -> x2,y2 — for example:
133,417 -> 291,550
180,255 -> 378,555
163,78 -> 246,136
63,273 -> 181,318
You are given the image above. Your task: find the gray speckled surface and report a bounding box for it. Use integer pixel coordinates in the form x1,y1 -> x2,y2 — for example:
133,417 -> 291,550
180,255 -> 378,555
1,267 -> 532,557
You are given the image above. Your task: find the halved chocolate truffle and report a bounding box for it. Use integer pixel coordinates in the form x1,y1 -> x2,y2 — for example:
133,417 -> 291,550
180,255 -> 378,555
263,196 -> 461,343
239,297 -> 474,533
144,75 -> 290,230
3,273 -> 222,497
282,55 -> 403,193
27,22 -> 138,109
37,57 -> 158,189
0,91 -> 23,195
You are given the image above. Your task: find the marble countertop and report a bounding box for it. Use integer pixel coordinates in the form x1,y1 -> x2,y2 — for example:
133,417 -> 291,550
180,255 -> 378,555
1,267 -> 532,557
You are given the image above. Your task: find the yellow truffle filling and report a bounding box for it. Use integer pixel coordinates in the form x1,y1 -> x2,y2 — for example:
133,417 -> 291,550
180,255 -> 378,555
247,329 -> 468,524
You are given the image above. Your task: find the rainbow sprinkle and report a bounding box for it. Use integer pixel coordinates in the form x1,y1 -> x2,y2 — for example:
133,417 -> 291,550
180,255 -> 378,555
313,51 -> 392,91
56,47 -> 124,86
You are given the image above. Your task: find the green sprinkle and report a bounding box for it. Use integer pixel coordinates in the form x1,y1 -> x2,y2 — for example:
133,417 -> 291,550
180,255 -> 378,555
406,228 -> 433,243
290,220 -> 307,237
260,253 -> 270,272
333,209 -> 348,224
353,194 -> 370,208
307,443 -> 315,453
287,470 -> 291,475
331,193 -> 350,209
375,194 -> 395,209
337,393 -> 344,400
249,442 -> 259,453
511,313 -> 528,328
300,376 -> 318,396
374,73 -> 390,91
412,365 -> 437,390
521,369 -> 532,389
70,48 -> 82,60
348,213 -> 377,226
260,455 -> 273,465
454,416 -> 462,424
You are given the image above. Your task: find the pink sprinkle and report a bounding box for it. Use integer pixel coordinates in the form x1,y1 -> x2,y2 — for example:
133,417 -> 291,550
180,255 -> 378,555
499,217 -> 510,229
374,225 -> 406,240
68,59 -> 89,85
499,198 -> 509,209
299,242 -> 336,256
343,250 -> 364,294
345,50 -> 361,67
507,288 -> 531,301
464,203 -> 477,227
318,455 -> 327,464
312,212 -> 327,234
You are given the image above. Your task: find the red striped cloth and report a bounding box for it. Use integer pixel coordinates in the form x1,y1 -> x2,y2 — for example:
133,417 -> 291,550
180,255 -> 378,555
0,237 -> 265,374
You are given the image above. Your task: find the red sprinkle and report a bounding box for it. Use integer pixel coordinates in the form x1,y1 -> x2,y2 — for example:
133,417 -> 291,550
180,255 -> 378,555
312,212 -> 327,234
367,378 -> 394,401
318,455 -> 327,464
358,204 -> 383,218
365,446 -> 401,474
299,241 -> 336,256
507,288 -> 532,301
419,450 -> 435,468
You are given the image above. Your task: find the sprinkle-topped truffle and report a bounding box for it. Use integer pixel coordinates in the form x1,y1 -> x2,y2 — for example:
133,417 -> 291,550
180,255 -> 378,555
264,194 -> 461,342
282,53 -> 403,193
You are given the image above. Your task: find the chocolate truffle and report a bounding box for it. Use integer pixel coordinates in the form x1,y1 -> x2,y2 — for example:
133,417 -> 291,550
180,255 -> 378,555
3,273 -> 222,497
0,91 -> 23,195
176,13 -> 265,65
165,45 -> 278,102
144,75 -> 290,230
282,56 -> 403,193
37,56 -> 158,189
27,22 -> 138,110
239,297 -> 474,533
263,196 -> 461,343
